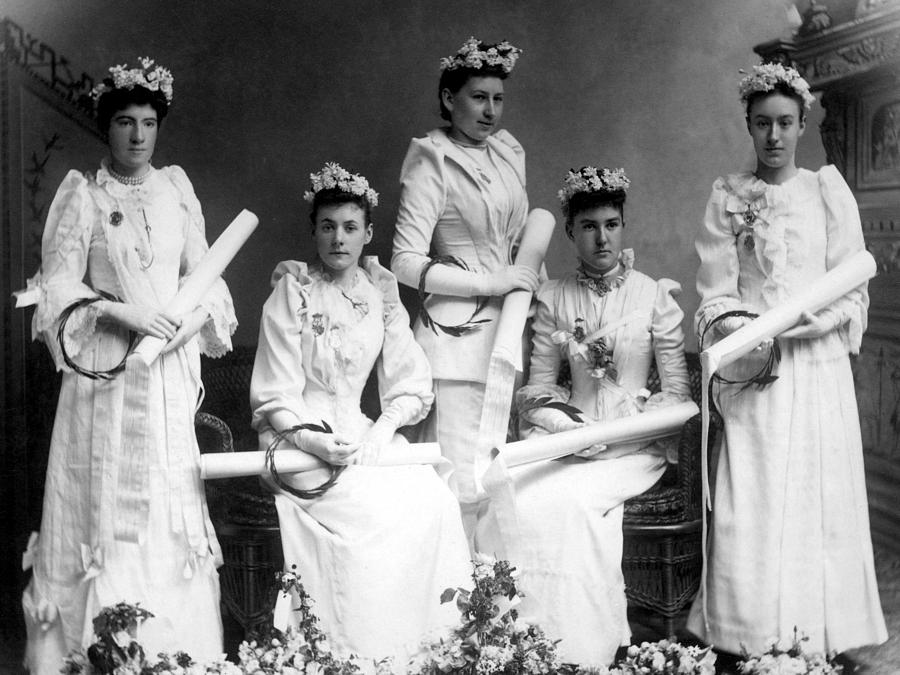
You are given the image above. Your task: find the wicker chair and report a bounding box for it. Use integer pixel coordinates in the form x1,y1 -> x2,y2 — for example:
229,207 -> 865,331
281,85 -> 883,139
196,345 -> 282,640
197,346 -> 718,642
621,353 -> 720,637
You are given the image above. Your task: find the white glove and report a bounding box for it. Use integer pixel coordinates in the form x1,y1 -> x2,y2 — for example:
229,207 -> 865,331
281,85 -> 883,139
295,430 -> 360,465
348,418 -> 397,466
474,265 -> 540,297
522,406 -> 584,435
780,310 -> 838,340
714,314 -> 750,338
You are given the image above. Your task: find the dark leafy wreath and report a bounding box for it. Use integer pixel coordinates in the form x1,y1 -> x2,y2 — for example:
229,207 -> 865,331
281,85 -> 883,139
418,255 -> 491,337
699,309 -> 781,404
264,421 -> 346,499
517,395 -> 585,425
58,291 -> 136,380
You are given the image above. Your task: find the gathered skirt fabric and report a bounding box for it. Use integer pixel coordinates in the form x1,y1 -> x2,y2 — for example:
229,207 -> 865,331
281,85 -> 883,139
274,463 -> 472,666
688,336 -> 887,654
476,451 -> 666,667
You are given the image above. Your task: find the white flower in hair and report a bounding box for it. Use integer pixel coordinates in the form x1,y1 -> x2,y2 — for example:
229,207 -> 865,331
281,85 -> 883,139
90,56 -> 174,103
440,36 -> 522,74
557,166 -> 630,212
303,162 -> 379,208
738,62 -> 816,110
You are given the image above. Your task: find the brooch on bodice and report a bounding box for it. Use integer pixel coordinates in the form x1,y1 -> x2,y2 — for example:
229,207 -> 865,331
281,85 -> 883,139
738,203 -> 761,253
575,266 -> 626,297
311,313 -> 325,337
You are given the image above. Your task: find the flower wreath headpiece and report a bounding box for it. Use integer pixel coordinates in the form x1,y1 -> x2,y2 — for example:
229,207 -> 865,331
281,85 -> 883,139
557,166 -> 630,214
303,162 -> 379,208
90,56 -> 174,103
738,62 -> 815,111
439,36 -> 522,74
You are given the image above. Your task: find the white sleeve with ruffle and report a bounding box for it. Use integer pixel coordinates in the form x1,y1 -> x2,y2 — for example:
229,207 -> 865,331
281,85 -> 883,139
249,267 -> 311,434
168,165 -> 236,358
368,261 -> 435,428
648,278 -> 691,405
694,178 -> 745,340
30,171 -> 102,369
818,165 -> 869,354
391,137 -> 447,290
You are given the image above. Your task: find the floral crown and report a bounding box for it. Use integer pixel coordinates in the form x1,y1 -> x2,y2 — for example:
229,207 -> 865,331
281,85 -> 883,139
558,166 -> 631,212
303,162 -> 379,208
439,37 -> 522,74
738,62 -> 815,111
90,56 -> 174,103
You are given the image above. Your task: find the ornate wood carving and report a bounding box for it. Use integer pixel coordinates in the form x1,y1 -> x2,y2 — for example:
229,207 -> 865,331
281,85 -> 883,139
820,90 -> 850,173
755,5 -> 900,90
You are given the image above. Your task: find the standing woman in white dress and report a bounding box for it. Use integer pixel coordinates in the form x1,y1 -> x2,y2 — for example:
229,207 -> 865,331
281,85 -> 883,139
19,58 -> 236,672
250,164 -> 471,666
392,38 -> 539,540
477,167 -> 691,667
686,63 -> 887,658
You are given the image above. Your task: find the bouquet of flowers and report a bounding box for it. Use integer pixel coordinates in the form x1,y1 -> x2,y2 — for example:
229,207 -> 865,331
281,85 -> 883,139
407,554 -> 562,675
60,569 -> 363,675
737,630 -> 843,674
594,640 -> 716,675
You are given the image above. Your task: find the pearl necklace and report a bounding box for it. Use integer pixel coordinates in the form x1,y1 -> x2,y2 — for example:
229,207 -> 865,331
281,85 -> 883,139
108,164 -> 151,186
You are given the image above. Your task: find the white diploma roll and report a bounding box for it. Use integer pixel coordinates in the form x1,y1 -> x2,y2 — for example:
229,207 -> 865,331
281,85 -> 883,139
132,209 -> 259,365
490,208 -> 556,370
477,208 -> 556,452
701,249 -> 876,374
200,442 -> 444,480
491,400 -> 699,469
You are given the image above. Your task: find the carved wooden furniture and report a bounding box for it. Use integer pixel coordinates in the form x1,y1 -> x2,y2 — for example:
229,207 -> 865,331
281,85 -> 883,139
755,0 -> 900,554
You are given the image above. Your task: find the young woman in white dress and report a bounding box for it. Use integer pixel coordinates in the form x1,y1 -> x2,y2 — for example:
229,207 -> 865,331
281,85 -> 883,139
391,38 -> 540,542
476,167 -> 691,667
250,164 -> 471,666
20,58 -> 235,673
686,63 -> 887,659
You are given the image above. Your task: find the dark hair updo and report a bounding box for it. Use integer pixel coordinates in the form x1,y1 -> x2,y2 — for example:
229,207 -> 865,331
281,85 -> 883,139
309,188 -> 373,230
97,85 -> 169,134
744,82 -> 807,124
565,190 -> 626,236
438,65 -> 508,121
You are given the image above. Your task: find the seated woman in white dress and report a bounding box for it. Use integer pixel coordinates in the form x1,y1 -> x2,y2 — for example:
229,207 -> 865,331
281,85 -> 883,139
250,163 -> 471,666
476,167 -> 691,667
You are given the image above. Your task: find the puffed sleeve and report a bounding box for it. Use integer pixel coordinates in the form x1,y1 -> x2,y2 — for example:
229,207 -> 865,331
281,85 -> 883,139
515,280 -> 569,406
167,165 -> 236,358
366,259 -> 434,427
818,165 -> 869,354
249,263 -> 313,433
29,171 -> 101,369
648,278 -> 691,404
694,177 -> 744,338
391,135 -> 447,289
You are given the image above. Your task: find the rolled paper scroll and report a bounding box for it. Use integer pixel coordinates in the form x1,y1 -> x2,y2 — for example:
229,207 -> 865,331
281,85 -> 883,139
490,400 -> 699,469
700,249 -> 876,375
200,442 -> 444,480
698,248 -> 876,510
477,208 -> 556,453
132,209 -> 259,365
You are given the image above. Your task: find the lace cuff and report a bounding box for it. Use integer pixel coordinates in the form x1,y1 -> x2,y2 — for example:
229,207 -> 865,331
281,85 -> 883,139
196,278 -> 237,358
